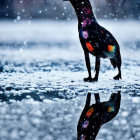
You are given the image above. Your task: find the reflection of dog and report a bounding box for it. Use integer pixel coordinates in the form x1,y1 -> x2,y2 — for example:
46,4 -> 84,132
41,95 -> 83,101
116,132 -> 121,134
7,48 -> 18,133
77,92 -> 121,140
64,0 -> 122,82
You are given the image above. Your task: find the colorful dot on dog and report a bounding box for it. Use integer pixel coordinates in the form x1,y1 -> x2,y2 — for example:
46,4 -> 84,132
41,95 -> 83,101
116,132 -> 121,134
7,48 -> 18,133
108,107 -> 115,112
86,42 -> 94,52
82,18 -> 92,27
80,135 -> 86,140
82,7 -> 91,15
108,45 -> 115,53
86,107 -> 94,117
82,120 -> 89,128
82,30 -> 89,39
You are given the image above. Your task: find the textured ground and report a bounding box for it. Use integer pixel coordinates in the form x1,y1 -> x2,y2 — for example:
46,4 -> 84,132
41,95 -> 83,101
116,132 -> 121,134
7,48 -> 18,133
0,20 -> 140,140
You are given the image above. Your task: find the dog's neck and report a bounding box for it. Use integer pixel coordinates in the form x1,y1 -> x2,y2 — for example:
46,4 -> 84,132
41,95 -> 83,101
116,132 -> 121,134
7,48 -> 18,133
70,0 -> 96,27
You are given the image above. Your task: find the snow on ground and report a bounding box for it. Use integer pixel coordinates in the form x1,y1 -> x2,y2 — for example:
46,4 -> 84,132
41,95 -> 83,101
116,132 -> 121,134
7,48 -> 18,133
0,20 -> 140,140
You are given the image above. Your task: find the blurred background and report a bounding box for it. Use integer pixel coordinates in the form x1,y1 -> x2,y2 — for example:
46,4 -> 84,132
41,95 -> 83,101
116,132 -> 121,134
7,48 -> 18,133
0,0 -> 140,20
0,1 -> 140,140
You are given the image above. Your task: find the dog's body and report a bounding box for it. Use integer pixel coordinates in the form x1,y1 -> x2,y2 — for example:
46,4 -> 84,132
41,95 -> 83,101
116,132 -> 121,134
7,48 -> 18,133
64,0 -> 122,82
77,92 -> 121,140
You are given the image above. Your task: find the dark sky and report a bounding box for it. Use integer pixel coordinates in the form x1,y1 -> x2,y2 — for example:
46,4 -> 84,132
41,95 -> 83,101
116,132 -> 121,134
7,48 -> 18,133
0,0 -> 140,20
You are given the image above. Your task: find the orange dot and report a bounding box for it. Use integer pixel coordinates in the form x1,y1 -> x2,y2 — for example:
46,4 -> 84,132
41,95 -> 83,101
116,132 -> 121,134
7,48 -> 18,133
108,107 -> 115,112
86,107 -> 94,117
86,42 -> 94,52
108,45 -> 115,52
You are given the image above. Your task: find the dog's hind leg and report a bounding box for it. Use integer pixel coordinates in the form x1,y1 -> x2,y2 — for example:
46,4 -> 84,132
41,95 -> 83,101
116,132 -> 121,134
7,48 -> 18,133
110,58 -> 117,68
111,54 -> 122,80
114,66 -> 121,80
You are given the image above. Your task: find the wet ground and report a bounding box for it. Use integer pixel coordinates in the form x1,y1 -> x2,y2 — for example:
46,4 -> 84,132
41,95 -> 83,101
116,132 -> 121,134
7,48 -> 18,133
0,20 -> 140,140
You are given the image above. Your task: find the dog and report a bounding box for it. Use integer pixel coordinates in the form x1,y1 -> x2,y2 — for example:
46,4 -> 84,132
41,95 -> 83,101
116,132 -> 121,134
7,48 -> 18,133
77,92 -> 121,140
64,0 -> 122,82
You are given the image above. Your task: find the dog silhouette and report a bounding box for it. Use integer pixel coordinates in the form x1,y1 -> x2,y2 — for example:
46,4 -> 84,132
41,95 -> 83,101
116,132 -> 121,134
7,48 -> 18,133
77,92 -> 121,140
64,0 -> 122,82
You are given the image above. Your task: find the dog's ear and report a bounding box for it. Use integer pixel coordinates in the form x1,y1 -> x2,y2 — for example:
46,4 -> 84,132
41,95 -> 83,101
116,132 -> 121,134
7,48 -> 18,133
94,93 -> 100,104
84,93 -> 91,108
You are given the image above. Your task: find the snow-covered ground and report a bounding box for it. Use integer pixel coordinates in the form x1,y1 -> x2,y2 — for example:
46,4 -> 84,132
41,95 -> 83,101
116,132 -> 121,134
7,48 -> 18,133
0,20 -> 140,140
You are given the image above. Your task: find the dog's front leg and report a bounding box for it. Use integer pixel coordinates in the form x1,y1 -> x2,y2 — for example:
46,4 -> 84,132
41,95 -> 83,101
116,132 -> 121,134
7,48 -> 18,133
93,56 -> 100,81
83,51 -> 93,82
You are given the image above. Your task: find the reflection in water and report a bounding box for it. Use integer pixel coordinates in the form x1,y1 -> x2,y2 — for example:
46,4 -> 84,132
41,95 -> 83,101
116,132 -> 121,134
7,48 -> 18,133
77,91 -> 121,140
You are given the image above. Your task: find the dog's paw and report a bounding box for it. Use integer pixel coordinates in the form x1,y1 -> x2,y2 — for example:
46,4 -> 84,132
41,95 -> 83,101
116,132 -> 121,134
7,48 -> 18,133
84,77 -> 98,82
113,74 -> 121,80
84,77 -> 91,82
